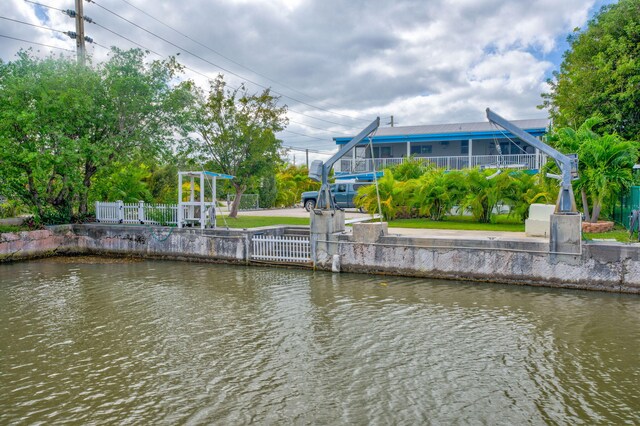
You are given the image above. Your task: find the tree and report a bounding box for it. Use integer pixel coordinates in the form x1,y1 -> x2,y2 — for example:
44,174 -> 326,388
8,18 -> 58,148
274,164 -> 318,207
191,75 -> 288,218
578,134 -> 637,222
460,169 -> 516,223
548,118 -> 638,223
0,49 -> 193,223
354,171 -> 408,220
389,156 -> 427,180
412,169 -> 466,221
541,0 -> 640,141
504,172 -> 550,222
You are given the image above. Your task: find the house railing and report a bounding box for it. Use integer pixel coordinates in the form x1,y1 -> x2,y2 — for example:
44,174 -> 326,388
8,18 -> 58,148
336,153 -> 546,174
96,201 -> 180,225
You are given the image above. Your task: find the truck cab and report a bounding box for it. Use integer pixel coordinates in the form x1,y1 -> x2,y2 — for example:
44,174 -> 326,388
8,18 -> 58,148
301,182 -> 369,211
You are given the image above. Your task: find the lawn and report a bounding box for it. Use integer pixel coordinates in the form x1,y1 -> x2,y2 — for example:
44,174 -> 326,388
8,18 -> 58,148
387,215 -> 525,232
0,224 -> 24,233
217,216 -> 310,228
218,214 -> 526,232
583,228 -> 638,243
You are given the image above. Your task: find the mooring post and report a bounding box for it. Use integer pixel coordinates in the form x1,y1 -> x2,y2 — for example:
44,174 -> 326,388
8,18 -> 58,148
309,209 -> 345,269
549,214 -> 582,254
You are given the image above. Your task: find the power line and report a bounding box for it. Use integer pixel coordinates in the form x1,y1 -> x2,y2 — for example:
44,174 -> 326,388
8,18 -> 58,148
23,0 -> 65,13
282,145 -> 333,154
14,3 -> 347,147
288,118 -> 351,135
0,15 -> 67,34
116,0 -> 365,120
87,0 -> 370,123
90,21 -> 354,138
0,33 -> 75,52
279,129 -> 330,142
288,108 -> 363,130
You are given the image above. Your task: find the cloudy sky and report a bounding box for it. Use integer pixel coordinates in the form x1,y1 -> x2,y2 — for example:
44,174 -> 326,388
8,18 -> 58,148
0,0 -> 615,161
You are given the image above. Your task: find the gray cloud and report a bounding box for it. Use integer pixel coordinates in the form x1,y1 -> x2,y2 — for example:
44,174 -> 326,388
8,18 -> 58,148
0,0 -> 603,152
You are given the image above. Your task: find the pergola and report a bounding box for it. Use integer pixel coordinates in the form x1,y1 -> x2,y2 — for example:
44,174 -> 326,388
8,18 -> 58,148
177,171 -> 234,229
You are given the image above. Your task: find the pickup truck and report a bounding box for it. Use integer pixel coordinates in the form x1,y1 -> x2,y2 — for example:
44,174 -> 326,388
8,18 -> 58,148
301,182 -> 369,211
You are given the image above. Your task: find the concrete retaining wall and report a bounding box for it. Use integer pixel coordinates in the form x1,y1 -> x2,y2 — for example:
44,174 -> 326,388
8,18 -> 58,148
1,224 -> 639,294
312,234 -> 640,294
0,224 -> 289,264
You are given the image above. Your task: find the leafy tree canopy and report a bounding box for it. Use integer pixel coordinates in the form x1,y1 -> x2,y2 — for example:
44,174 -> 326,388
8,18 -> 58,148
189,75 -> 288,217
541,0 -> 640,141
547,118 -> 638,222
0,49 -> 194,223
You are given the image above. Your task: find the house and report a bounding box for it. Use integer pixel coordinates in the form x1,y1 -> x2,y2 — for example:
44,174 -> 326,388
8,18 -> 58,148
333,118 -> 550,175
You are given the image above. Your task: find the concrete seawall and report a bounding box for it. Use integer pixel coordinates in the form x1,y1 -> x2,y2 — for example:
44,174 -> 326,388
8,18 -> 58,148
315,234 -> 640,293
1,224 -> 639,294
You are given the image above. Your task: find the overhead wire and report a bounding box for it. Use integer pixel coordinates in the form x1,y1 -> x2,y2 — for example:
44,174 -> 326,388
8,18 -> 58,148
1,15 -> 68,35
23,0 -> 65,12
115,0 -> 368,121
14,1 -> 349,150
87,0 -> 370,124
0,33 -> 74,52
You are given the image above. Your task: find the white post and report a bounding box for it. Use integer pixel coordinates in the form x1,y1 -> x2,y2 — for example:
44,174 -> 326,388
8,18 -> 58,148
189,176 -> 195,223
406,141 -> 410,158
352,148 -> 356,173
138,200 -> 144,224
117,200 -> 124,223
213,176 -> 217,228
178,173 -> 183,228
535,148 -> 540,170
200,172 -> 205,229
468,139 -> 473,169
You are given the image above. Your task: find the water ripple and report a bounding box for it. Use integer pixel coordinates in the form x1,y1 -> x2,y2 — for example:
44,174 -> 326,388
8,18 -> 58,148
1,258 -> 638,424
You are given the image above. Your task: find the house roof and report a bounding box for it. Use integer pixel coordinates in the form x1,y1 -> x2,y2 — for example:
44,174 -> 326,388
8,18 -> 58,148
335,118 -> 550,145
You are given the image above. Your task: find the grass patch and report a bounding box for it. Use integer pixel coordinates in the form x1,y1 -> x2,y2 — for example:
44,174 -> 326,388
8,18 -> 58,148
219,216 -> 310,228
387,215 -> 525,232
218,214 -> 527,231
583,228 -> 637,243
0,224 -> 26,233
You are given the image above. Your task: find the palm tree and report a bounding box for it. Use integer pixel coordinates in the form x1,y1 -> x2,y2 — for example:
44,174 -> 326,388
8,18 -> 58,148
354,170 -> 404,220
578,134 -> 637,222
506,172 -> 550,222
412,169 -> 466,221
549,118 -> 638,223
460,169 -> 515,223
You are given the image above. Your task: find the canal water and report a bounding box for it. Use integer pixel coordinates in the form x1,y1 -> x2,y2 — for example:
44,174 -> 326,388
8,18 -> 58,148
1,257 -> 638,424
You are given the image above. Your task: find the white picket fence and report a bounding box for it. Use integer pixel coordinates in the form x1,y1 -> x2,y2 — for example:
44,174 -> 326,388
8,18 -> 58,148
95,201 -> 179,225
251,234 -> 311,263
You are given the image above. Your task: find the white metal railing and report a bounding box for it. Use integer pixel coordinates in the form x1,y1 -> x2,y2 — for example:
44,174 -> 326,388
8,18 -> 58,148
251,234 -> 310,263
336,153 -> 545,173
95,201 -> 179,225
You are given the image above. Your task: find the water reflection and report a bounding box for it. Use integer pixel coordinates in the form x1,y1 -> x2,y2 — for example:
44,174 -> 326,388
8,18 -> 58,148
1,258 -> 638,424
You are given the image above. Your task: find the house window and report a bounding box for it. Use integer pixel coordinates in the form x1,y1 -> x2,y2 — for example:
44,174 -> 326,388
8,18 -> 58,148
372,146 -> 392,158
410,145 -> 432,156
461,140 -> 469,155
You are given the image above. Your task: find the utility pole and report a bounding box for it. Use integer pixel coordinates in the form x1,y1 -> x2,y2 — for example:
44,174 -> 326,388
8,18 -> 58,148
305,149 -> 309,168
388,115 -> 394,127
75,0 -> 86,65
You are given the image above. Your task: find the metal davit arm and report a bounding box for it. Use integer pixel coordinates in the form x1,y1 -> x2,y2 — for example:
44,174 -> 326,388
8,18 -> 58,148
486,108 -> 578,213
309,117 -> 380,209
